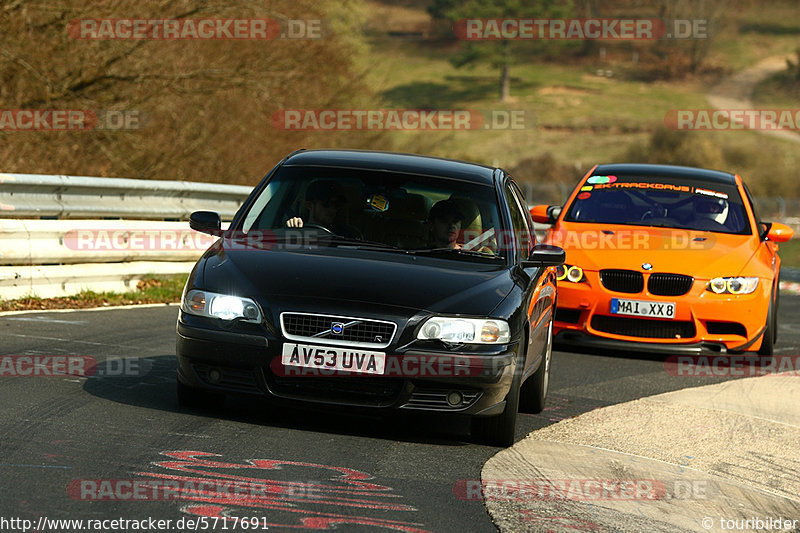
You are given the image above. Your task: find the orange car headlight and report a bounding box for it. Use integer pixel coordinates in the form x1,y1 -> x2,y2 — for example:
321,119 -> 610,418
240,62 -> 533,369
556,264 -> 585,283
706,277 -> 759,295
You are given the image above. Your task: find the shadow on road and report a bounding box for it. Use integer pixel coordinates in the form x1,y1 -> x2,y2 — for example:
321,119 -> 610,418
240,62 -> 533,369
80,354 -> 492,446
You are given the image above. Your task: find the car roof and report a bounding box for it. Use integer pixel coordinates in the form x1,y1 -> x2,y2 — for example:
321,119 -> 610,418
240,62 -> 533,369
283,149 -> 498,185
592,163 -> 737,186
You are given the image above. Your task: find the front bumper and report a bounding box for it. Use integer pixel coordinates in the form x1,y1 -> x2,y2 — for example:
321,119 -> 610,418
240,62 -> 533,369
176,315 -> 518,416
553,273 -> 771,353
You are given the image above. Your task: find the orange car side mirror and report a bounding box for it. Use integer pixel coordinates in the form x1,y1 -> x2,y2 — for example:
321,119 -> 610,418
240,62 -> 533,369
765,222 -> 794,243
530,204 -> 560,224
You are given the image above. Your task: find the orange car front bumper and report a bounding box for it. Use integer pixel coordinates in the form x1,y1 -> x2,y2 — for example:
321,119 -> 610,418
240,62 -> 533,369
552,271 -> 771,353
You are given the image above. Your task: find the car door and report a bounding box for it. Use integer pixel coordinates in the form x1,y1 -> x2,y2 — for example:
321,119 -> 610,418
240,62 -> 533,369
504,178 -> 554,379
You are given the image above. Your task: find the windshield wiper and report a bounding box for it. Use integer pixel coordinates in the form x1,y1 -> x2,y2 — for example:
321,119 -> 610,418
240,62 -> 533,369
406,247 -> 503,259
317,234 -> 407,251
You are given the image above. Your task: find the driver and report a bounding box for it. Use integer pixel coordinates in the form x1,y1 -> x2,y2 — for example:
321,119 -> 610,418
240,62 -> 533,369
694,196 -> 729,226
286,180 -> 348,230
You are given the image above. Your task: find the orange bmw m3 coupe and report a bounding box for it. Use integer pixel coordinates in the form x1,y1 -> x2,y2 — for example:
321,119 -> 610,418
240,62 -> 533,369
531,164 -> 794,356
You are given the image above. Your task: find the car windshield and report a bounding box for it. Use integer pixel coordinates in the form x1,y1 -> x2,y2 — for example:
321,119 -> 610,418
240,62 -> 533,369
564,174 -> 752,235
239,165 -> 505,256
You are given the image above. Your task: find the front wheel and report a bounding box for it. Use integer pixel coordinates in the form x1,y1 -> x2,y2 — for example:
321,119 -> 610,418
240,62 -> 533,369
471,342 -> 524,447
757,293 -> 775,356
520,317 -> 553,414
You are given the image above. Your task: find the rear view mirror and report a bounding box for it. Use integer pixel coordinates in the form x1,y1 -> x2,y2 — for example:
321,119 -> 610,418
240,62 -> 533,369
765,222 -> 794,243
521,244 -> 565,268
529,204 -> 561,224
189,211 -> 222,235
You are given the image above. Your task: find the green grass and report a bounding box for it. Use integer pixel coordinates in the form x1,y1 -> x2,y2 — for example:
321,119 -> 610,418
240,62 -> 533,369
357,3 -> 800,199
779,239 -> 800,269
363,40 -> 713,169
752,68 -> 800,108
0,274 -> 188,311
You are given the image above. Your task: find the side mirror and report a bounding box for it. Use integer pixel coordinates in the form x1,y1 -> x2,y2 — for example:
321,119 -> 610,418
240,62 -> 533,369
521,244 -> 565,268
765,222 -> 794,243
189,211 -> 222,235
529,204 -> 561,224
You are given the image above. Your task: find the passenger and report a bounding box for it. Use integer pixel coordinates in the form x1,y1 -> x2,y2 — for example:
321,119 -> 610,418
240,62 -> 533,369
426,199 -> 465,249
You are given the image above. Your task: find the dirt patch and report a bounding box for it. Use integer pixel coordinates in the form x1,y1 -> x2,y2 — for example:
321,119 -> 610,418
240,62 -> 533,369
537,85 -> 598,96
0,295 -> 177,312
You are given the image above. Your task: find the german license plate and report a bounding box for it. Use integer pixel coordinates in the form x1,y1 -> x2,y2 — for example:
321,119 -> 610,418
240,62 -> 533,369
281,343 -> 386,375
610,298 -> 676,319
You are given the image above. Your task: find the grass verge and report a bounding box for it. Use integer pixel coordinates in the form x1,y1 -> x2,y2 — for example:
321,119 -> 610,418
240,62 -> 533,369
0,274 -> 188,312
779,239 -> 800,269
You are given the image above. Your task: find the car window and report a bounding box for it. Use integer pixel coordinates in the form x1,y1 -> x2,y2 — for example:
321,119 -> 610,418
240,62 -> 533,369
741,182 -> 766,236
511,180 -> 537,248
240,166 -> 504,257
504,182 -> 533,259
564,175 -> 752,235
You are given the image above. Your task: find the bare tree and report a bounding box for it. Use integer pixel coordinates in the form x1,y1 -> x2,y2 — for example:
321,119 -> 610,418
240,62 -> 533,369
0,0 -> 384,183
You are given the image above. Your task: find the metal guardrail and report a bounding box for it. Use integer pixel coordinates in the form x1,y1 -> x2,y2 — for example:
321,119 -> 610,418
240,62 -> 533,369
0,173 -> 251,299
0,172 -> 252,220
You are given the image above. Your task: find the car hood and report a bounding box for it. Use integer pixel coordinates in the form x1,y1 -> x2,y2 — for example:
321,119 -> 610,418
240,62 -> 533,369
546,224 -> 760,280
199,242 -> 515,316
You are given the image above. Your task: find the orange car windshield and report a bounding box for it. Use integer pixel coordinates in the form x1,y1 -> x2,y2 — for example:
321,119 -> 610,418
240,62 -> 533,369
564,175 -> 751,235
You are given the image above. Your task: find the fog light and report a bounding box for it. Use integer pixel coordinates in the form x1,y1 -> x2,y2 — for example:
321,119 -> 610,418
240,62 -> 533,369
208,368 -> 222,384
446,391 -> 463,406
243,303 -> 260,320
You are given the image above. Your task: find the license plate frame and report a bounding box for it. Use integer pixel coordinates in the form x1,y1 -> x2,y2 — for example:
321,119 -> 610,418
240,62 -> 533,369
610,298 -> 676,319
281,343 -> 386,375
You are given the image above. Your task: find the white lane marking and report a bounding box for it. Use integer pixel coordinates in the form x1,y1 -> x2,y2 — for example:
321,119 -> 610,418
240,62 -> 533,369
0,302 -> 175,317
2,333 -> 163,353
5,317 -> 86,325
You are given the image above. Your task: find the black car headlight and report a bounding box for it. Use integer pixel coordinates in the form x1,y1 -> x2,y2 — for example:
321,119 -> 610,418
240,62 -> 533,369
417,317 -> 511,344
182,289 -> 262,323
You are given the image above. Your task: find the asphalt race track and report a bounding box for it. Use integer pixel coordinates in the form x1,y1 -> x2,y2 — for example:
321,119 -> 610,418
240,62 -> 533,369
1,296 -> 798,532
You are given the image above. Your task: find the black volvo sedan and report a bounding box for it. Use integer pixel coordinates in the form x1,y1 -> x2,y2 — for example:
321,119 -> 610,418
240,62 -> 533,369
177,149 -> 564,446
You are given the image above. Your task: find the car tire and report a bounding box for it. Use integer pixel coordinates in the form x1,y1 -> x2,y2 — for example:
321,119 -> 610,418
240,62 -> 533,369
757,292 -> 775,356
773,276 -> 780,343
176,379 -> 222,409
519,316 -> 553,414
471,343 -> 523,447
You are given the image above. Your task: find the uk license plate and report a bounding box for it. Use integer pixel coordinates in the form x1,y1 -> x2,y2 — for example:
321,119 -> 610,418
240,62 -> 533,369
610,298 -> 676,319
281,343 -> 386,375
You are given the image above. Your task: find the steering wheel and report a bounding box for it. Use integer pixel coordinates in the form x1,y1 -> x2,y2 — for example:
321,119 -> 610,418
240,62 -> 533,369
641,204 -> 667,221
302,223 -> 334,234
